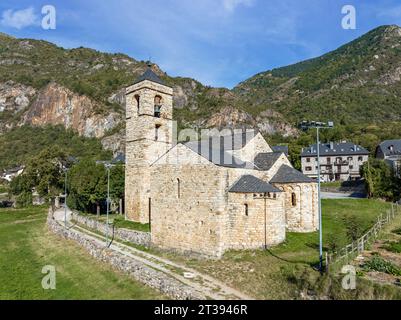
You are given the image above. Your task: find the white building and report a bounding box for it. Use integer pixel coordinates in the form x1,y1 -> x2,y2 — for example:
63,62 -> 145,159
301,142 -> 369,182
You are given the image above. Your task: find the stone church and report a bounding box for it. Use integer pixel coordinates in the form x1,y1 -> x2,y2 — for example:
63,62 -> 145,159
125,67 -> 318,258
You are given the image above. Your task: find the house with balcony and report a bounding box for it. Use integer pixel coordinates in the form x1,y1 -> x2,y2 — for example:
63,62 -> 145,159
376,139 -> 401,177
301,142 -> 369,182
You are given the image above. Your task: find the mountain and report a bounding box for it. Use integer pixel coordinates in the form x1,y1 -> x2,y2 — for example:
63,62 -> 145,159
235,25 -> 401,124
0,32 -> 293,154
1,25 -> 401,157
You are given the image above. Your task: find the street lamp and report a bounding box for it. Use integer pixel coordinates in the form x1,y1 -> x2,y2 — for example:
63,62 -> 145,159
300,120 -> 334,272
64,168 -> 68,228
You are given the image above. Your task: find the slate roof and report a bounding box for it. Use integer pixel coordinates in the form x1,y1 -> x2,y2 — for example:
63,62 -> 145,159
133,68 -> 166,86
272,145 -> 289,156
377,139 -> 401,157
301,142 -> 369,157
270,165 -> 314,184
183,139 -> 253,169
229,175 -> 282,193
253,152 -> 282,171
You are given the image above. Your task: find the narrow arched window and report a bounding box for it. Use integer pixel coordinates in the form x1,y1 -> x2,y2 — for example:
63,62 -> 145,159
155,124 -> 161,141
154,95 -> 162,118
134,94 -> 140,114
177,178 -> 181,199
244,204 -> 249,216
291,193 -> 297,207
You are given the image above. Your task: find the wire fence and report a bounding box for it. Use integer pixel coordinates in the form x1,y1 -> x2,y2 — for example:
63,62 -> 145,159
326,203 -> 401,269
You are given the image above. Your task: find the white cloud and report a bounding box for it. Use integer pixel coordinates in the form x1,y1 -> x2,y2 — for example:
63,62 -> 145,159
222,0 -> 254,13
1,7 -> 39,29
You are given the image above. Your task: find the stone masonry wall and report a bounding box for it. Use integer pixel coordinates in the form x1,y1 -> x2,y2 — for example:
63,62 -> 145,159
149,144 -> 289,257
150,148 -> 227,257
225,192 -> 286,250
275,183 -> 319,232
47,209 -> 204,300
71,212 -> 151,247
230,133 -> 273,163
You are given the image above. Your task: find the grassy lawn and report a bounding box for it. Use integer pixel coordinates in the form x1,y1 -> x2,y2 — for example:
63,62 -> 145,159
321,181 -> 342,188
79,212 -> 150,232
0,206 -> 162,300
153,198 -> 398,299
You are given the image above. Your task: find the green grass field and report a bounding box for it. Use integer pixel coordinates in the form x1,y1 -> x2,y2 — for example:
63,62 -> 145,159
0,206 -> 162,300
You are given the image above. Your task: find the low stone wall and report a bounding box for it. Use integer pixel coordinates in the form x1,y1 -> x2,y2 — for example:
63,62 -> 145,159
71,212 -> 151,248
47,209 -> 204,300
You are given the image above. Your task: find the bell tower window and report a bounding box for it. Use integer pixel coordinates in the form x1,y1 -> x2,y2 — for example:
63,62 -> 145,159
154,95 -> 162,118
134,94 -> 140,114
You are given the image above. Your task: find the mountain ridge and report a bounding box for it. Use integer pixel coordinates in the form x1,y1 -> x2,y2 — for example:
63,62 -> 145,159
1,24 -> 401,156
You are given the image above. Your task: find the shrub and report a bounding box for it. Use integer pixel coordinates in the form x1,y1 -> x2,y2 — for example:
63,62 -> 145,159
363,256 -> 401,276
392,228 -> 401,235
384,240 -> 401,254
15,191 -> 32,208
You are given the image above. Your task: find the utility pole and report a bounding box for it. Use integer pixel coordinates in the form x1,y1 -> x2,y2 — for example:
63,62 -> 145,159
264,194 -> 267,250
300,120 -> 334,272
64,168 -> 67,228
316,127 -> 323,272
106,164 -> 111,247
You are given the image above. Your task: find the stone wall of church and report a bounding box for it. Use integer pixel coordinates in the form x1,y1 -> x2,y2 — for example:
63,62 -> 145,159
224,192 -> 286,250
274,182 -> 319,233
148,145 -> 289,257
149,145 -> 228,257
229,133 -> 273,163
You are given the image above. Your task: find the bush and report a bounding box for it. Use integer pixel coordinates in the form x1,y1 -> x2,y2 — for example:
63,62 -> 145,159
392,228 -> 401,235
15,191 -> 32,208
363,256 -> 401,276
384,240 -> 401,254
343,215 -> 361,242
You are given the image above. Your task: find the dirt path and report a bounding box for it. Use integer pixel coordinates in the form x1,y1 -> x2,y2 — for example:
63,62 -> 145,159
53,207 -> 253,300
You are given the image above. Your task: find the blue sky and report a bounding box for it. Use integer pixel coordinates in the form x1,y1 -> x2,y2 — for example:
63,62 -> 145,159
1,0 -> 401,88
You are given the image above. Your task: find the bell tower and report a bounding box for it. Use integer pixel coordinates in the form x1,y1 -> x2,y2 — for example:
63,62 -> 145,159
125,65 -> 174,223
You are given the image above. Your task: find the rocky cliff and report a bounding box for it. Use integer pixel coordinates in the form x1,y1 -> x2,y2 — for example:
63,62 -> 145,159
19,82 -> 121,138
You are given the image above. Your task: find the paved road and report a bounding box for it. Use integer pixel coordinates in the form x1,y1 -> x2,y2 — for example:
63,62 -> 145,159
321,192 -> 366,199
53,205 -> 72,222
